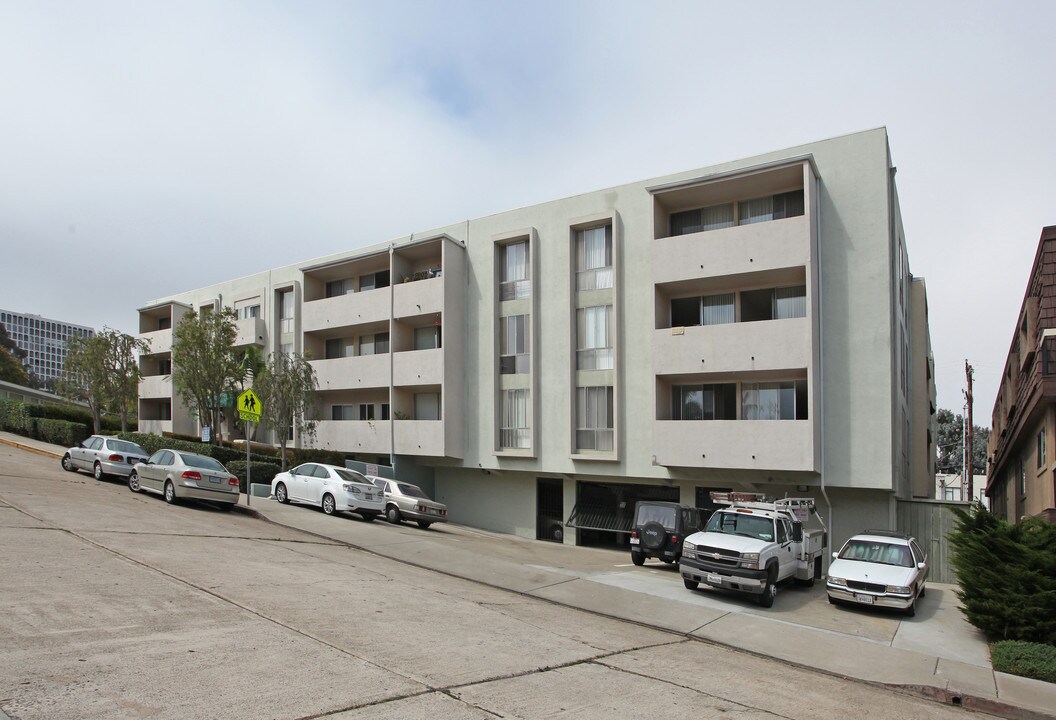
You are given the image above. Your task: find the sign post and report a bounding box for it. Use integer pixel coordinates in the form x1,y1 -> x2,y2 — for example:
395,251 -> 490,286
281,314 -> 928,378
237,389 -> 263,506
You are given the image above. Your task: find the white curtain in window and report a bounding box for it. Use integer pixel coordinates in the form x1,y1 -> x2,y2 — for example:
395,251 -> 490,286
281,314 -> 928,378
577,386 -> 614,451
742,383 -> 781,420
700,203 -> 735,231
701,293 -> 735,325
579,306 -> 610,350
504,241 -> 528,282
501,389 -> 530,448
739,196 -> 774,225
773,286 -> 806,320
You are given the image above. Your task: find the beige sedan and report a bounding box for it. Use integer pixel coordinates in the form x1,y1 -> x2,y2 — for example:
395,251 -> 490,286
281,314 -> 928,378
129,449 -> 240,511
367,475 -> 448,528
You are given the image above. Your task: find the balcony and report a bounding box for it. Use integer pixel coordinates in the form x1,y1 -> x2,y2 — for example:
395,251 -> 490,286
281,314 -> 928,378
653,317 -> 811,376
302,289 -> 388,333
310,354 -> 390,391
140,328 -> 173,355
653,419 -> 814,471
235,316 -> 266,347
139,375 -> 172,399
654,215 -> 810,286
394,420 -> 445,457
394,348 -> 443,387
394,276 -> 444,318
314,420 -> 391,454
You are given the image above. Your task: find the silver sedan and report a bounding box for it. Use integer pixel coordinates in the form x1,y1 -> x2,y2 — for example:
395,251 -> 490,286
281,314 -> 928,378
128,449 -> 240,511
368,475 -> 448,528
61,435 -> 149,480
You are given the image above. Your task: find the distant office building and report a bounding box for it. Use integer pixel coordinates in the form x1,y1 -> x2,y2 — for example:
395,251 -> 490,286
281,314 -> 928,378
0,309 -> 95,383
136,128 -> 936,548
987,225 -> 1056,523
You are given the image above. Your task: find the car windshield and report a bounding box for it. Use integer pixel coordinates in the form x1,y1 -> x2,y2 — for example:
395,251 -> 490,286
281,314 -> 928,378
839,540 -> 913,567
180,453 -> 226,472
334,468 -> 369,484
705,511 -> 774,542
635,504 -> 678,530
397,483 -> 428,499
109,440 -> 146,454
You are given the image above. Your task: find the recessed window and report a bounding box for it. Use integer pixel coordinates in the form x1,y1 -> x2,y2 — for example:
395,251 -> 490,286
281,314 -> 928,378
1038,430 -> 1046,469
576,386 -> 613,451
741,380 -> 808,420
359,332 -> 389,356
360,271 -> 390,292
577,305 -> 613,370
326,279 -> 355,298
500,389 -> 530,449
738,190 -> 804,225
670,203 -> 735,236
414,392 -> 441,421
671,384 -> 737,420
500,240 -> 530,300
325,338 -> 354,359
576,225 -> 613,291
671,293 -> 735,327
500,315 -> 530,374
414,325 -> 441,350
740,286 -> 806,322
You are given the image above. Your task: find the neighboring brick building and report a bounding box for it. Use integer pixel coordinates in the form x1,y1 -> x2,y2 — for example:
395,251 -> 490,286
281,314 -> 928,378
987,225 -> 1056,523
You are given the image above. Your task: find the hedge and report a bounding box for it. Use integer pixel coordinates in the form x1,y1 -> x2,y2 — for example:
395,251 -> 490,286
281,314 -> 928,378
113,432 -> 279,468
290,448 -> 348,467
35,418 -> 90,447
0,399 -> 32,434
227,461 -> 282,493
991,640 -> 1056,684
0,399 -> 135,438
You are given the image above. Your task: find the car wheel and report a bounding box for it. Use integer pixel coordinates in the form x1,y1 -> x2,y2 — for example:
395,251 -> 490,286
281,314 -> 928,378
275,482 -> 289,504
631,551 -> 645,566
758,567 -> 778,608
385,505 -> 402,524
904,595 -> 917,618
164,480 -> 176,504
93,462 -> 105,481
321,493 -> 336,515
416,521 -> 432,529
919,583 -> 926,599
128,471 -> 141,493
61,454 -> 76,472
684,577 -> 699,591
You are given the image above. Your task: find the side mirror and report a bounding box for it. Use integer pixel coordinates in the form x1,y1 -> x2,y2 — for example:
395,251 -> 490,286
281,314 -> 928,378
917,562 -> 926,570
832,551 -> 839,559
792,522 -> 803,543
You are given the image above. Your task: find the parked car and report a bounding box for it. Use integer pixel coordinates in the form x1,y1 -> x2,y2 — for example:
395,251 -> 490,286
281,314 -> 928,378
367,475 -> 448,528
128,449 -> 240,510
271,463 -> 384,520
61,435 -> 149,480
629,500 -> 709,566
826,530 -> 929,616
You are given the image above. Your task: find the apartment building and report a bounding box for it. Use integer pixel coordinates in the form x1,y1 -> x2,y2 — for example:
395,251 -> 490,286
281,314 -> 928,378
987,225 -> 1056,523
0,309 -> 95,383
137,127 -> 936,548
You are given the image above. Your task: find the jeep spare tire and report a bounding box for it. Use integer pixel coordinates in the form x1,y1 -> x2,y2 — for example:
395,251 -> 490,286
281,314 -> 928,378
641,522 -> 667,550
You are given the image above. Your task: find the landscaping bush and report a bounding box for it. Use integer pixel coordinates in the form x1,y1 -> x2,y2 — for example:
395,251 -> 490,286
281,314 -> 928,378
290,448 -> 347,468
227,461 -> 281,493
0,399 -> 31,434
35,418 -> 90,447
25,403 -> 92,424
991,640 -> 1056,684
949,503 -> 1056,643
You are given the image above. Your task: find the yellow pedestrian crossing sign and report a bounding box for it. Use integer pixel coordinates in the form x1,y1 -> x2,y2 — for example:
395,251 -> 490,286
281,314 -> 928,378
237,388 -> 262,423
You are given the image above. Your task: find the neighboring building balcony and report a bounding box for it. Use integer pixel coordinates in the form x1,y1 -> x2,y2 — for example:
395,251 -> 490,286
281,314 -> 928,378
394,348 -> 443,387
653,215 -> 811,286
653,317 -> 811,376
653,419 -> 814,471
394,275 -> 444,318
394,419 -> 445,457
302,289 -> 389,333
140,328 -> 173,355
314,420 -> 391,454
235,316 -> 266,347
310,354 -> 390,391
139,375 -> 172,399
139,420 -> 173,436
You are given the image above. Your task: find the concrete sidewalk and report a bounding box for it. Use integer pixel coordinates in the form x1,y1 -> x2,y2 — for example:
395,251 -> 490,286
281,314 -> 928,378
4,431 -> 1054,719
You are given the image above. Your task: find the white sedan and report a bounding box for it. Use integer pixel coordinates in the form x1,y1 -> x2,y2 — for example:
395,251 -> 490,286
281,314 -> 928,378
271,463 -> 384,520
826,531 -> 929,617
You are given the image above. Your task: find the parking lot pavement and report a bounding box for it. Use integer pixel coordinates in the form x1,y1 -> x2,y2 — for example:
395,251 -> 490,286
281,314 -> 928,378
3,431 -> 1055,719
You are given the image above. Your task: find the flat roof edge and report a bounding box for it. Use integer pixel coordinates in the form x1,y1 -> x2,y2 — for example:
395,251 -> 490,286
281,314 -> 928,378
645,154 -> 819,195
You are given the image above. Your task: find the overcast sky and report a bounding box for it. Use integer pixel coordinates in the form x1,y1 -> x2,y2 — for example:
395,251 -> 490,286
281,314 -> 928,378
2,0 -> 1053,423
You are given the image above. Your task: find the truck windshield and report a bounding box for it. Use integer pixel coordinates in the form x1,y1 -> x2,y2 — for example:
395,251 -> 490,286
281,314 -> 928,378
705,511 -> 774,542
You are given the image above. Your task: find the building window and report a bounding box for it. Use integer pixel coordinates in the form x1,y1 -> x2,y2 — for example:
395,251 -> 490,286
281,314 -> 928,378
670,203 -> 735,236
158,358 -> 172,375
671,293 -> 735,327
414,392 -> 441,421
1038,430 -> 1046,469
325,338 -> 353,359
236,305 -> 260,320
158,316 -> 171,330
741,380 -> 808,420
500,315 -> 530,374
576,305 -> 613,370
326,279 -> 354,298
332,405 -> 356,421
360,271 -> 390,292
738,190 -> 805,225
671,384 -> 737,420
414,325 -> 441,350
279,290 -> 294,333
280,343 -> 293,356
500,389 -> 530,449
500,240 -> 530,300
359,332 -> 389,356
576,386 -> 613,451
576,225 -> 613,291
740,286 -> 807,322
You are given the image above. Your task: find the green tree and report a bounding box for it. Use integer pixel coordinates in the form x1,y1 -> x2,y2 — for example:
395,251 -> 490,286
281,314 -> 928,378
0,345 -> 30,385
107,331 -> 148,431
58,328 -> 147,433
171,308 -> 241,444
254,352 -> 318,469
936,408 -> 990,476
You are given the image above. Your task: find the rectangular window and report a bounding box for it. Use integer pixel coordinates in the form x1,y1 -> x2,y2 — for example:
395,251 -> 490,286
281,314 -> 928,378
414,325 -> 441,350
671,384 -> 737,420
325,338 -> 354,359
738,190 -> 805,225
500,389 -> 530,449
326,279 -> 354,298
671,293 -> 735,327
360,270 -> 390,292
236,305 -> 260,320
500,315 -> 530,374
577,305 -> 614,370
741,286 -> 807,322
576,386 -> 614,451
500,240 -> 530,300
279,290 -> 294,333
158,358 -> 172,375
1039,430 -> 1047,469
158,316 -> 171,330
670,203 -> 735,236
576,225 -> 613,290
359,332 -> 389,356
332,405 -> 356,421
414,392 -> 441,421
741,380 -> 808,420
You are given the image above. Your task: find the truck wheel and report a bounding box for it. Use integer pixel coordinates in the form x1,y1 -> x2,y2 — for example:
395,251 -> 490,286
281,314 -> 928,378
631,552 -> 645,566
683,577 -> 699,591
758,567 -> 778,608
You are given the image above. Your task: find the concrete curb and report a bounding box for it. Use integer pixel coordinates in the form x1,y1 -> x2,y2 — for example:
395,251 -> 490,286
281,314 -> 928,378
0,436 -> 62,459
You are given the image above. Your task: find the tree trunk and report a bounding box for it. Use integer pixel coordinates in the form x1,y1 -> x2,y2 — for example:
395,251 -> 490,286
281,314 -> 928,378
91,404 -> 102,434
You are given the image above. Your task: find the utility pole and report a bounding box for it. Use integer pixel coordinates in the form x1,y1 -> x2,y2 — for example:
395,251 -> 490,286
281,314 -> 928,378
964,361 -> 975,501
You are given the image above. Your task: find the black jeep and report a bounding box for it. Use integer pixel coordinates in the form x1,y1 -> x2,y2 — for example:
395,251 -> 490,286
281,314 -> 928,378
629,501 -> 709,566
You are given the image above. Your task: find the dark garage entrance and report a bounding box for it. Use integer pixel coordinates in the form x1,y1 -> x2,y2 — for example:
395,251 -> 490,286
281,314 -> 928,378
566,481 -> 680,548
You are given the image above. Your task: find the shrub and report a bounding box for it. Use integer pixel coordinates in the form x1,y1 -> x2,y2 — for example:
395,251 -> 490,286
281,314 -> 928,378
290,448 -> 347,468
227,461 -> 281,493
949,503 -> 1056,643
0,399 -> 31,434
25,404 -> 92,425
991,641 -> 1056,683
35,418 -> 90,447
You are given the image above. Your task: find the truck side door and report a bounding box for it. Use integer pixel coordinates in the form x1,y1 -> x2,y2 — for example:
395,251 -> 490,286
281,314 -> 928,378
775,518 -> 796,580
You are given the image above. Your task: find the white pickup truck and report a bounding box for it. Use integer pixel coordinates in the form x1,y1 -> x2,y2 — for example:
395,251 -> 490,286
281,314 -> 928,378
679,493 -> 827,607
